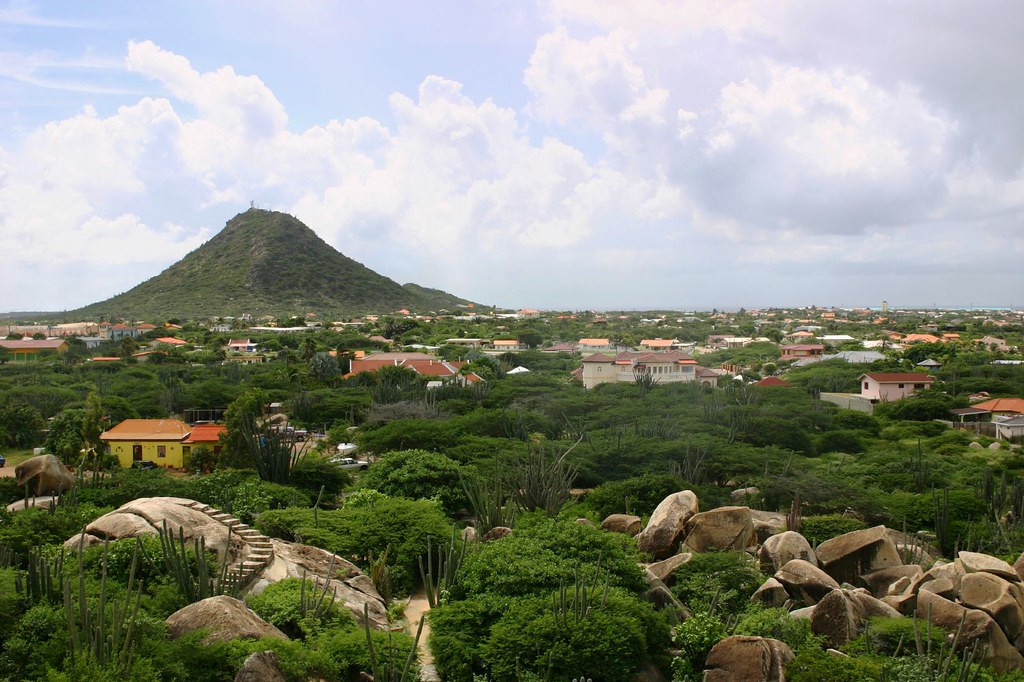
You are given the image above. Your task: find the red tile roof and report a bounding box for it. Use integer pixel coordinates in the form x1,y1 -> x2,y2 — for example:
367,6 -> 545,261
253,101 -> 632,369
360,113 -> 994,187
755,377 -> 792,387
154,337 -> 188,345
861,373 -> 934,383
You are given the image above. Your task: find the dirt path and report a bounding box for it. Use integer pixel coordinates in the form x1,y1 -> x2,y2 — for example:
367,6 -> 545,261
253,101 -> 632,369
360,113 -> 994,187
404,589 -> 433,663
404,589 -> 439,680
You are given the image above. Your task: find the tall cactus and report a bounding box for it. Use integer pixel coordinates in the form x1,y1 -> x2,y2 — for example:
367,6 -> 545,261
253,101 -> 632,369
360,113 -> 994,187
418,527 -> 467,608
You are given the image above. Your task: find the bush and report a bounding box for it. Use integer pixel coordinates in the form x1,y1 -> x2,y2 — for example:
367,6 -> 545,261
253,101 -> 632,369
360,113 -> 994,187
817,430 -> 865,454
733,605 -> 817,652
669,551 -> 765,614
581,473 -> 687,519
671,611 -> 729,681
255,498 -> 452,594
799,515 -> 869,546
481,591 -> 667,682
454,514 -> 647,600
786,645 -> 882,682
843,616 -> 946,658
290,457 -> 350,496
359,449 -> 467,514
246,578 -> 353,639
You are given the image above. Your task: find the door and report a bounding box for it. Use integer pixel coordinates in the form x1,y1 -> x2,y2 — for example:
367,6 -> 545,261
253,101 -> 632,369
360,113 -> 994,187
132,444 -> 143,461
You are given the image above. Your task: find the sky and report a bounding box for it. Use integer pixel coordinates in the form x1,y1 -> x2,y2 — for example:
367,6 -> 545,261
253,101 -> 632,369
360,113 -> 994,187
1,1 -> 1023,314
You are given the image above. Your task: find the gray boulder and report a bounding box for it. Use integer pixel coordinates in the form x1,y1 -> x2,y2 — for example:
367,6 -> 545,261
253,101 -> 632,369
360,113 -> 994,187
15,454 -> 76,496
166,596 -> 288,644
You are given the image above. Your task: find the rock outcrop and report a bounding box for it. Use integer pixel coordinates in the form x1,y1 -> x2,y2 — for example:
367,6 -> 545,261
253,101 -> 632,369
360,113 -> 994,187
636,491 -> 699,560
815,526 -> 902,585
600,514 -> 643,536
703,636 -> 793,682
682,506 -> 755,553
15,454 -> 76,496
166,596 -> 288,644
64,496 -> 389,630
759,531 -> 816,574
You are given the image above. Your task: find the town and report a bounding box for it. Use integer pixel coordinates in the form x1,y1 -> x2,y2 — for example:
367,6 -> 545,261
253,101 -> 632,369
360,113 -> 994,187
2,302 -> 1024,680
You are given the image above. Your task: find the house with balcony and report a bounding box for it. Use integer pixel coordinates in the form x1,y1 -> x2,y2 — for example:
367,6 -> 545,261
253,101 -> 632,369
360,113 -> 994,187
0,338 -> 68,362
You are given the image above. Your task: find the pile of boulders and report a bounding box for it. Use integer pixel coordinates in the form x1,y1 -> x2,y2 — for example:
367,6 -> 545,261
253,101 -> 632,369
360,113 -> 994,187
602,489 -> 1024,677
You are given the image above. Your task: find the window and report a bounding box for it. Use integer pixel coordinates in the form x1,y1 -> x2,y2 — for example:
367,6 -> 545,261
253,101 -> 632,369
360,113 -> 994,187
863,382 -> 869,390
898,384 -> 905,389
182,446 -> 191,458
914,384 -> 924,389
157,445 -> 166,458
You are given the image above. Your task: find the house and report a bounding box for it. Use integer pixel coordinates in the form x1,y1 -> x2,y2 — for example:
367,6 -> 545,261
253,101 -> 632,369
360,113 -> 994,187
348,352 -> 483,384
491,339 -> 527,351
152,336 -> 188,347
695,366 -> 727,387
578,338 -> 611,352
109,323 -> 140,340
0,338 -> 68,362
994,416 -> 1024,442
754,376 -> 793,387
903,333 -> 940,344
977,336 -> 1013,352
968,398 -> 1024,417
859,373 -> 935,402
579,351 -> 698,389
227,338 -> 258,353
639,339 -> 677,351
780,344 -> 825,360
541,343 -> 577,353
100,419 -> 192,468
444,338 -> 488,349
517,309 -> 542,319
916,358 -> 942,371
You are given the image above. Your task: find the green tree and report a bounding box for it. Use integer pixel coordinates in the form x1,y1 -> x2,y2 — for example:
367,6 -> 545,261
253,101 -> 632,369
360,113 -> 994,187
360,449 -> 467,514
220,389 -> 269,469
0,401 -> 46,448
308,352 -> 339,382
45,409 -> 86,462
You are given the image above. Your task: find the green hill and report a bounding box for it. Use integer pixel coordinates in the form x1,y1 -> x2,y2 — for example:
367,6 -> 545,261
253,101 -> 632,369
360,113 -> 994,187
72,209 -> 475,320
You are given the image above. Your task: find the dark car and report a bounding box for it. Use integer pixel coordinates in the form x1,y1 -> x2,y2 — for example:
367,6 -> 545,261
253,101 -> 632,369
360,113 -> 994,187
131,460 -> 158,470
0,453 -> 6,467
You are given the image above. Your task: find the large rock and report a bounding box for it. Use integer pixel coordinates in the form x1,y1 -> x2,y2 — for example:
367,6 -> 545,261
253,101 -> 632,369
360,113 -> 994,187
750,578 -> 789,608
250,539 -> 388,630
810,589 -> 901,648
600,514 -> 642,536
774,559 -> 840,606
63,496 -> 390,630
815,526 -> 902,585
959,551 -> 1020,582
234,651 -> 286,682
759,531 -> 816,574
644,553 -> 692,585
166,596 -> 288,644
750,510 -> 788,544
6,496 -> 61,512
703,636 -> 794,682
910,560 -> 966,597
636,490 -> 699,560
858,565 -> 923,598
15,455 -> 76,496
682,506 -> 754,553
960,572 -> 1024,643
730,487 -> 760,503
917,589 -> 1024,673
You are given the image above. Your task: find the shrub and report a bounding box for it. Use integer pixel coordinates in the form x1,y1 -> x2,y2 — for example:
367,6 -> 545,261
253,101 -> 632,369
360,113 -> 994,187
669,551 -> 765,614
733,605 -> 817,652
799,515 -> 869,546
786,645 -> 882,682
246,578 -> 352,639
290,457 -> 350,496
581,473 -> 687,519
843,616 -> 946,658
671,611 -> 729,681
453,514 -> 647,600
481,591 -> 667,682
359,449 -> 467,514
817,430 -> 866,454
256,498 -> 451,594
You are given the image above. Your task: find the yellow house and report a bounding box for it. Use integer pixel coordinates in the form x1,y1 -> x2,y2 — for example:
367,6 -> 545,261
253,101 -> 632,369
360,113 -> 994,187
0,338 -> 69,362
100,419 -> 192,468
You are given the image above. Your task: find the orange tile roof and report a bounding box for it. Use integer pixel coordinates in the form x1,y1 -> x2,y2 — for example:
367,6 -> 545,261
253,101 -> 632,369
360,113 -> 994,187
154,336 -> 188,345
578,338 -> 610,345
101,419 -> 191,441
970,398 -> 1024,414
183,423 -> 226,443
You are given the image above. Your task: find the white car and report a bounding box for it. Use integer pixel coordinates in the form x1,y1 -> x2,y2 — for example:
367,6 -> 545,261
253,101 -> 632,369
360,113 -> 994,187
330,456 -> 369,471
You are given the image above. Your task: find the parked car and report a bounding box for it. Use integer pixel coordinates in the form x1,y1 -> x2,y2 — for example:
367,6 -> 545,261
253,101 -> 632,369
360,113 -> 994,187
0,453 -> 6,467
329,456 -> 369,471
131,460 -> 158,470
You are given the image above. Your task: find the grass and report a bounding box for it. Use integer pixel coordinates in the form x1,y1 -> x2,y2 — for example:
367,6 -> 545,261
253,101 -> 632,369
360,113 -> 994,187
1,448 -> 35,468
